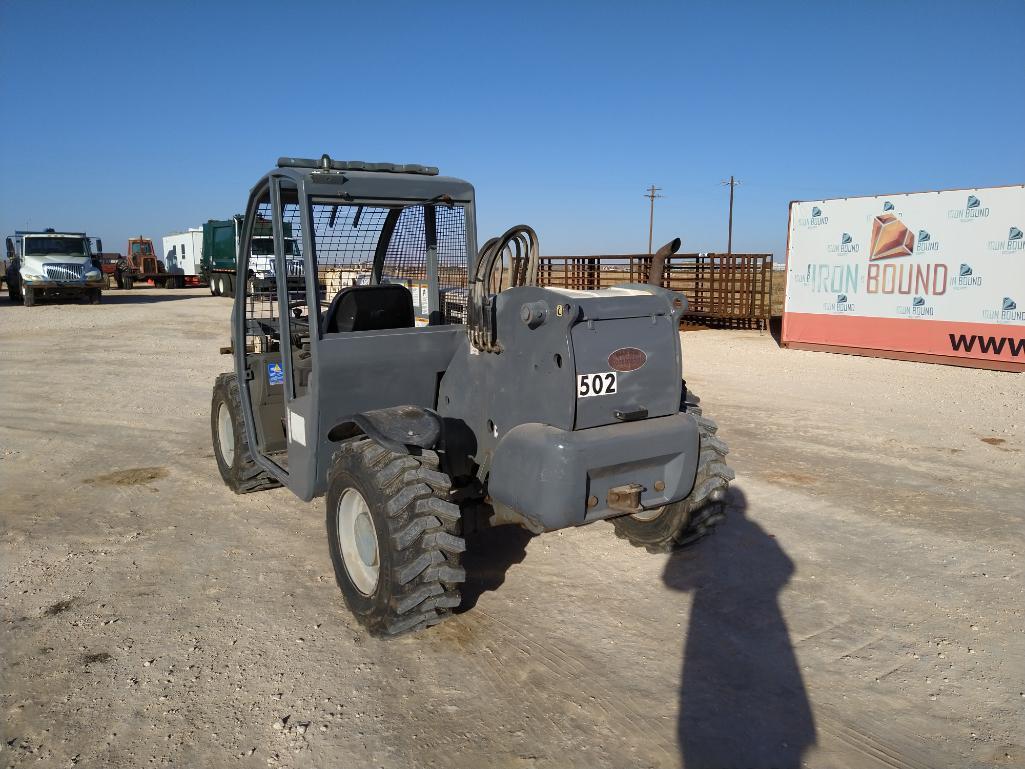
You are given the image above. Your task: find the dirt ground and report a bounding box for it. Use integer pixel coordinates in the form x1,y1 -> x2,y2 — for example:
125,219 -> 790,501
1,288 -> 1023,769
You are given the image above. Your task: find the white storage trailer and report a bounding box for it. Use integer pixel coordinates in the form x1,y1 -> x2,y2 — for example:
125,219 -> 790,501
162,228 -> 204,285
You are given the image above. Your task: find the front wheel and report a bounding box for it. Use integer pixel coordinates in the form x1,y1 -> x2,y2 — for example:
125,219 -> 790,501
7,280 -> 22,303
210,373 -> 282,494
610,407 -> 734,553
326,440 -> 466,637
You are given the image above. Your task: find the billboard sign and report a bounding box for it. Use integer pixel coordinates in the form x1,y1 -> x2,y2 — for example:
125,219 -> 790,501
782,185 -> 1025,370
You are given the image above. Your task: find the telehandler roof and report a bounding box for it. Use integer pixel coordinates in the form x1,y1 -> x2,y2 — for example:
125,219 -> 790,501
262,154 -> 475,204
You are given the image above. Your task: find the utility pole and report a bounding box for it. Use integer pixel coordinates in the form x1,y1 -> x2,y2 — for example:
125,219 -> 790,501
720,176 -> 741,255
644,184 -> 663,254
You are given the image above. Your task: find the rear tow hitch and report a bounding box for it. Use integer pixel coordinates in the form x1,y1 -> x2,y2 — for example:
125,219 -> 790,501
606,483 -> 645,514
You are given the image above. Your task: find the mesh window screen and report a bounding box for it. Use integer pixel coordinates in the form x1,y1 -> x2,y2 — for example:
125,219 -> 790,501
310,203 -> 469,326
310,203 -> 390,300
244,198 -> 279,355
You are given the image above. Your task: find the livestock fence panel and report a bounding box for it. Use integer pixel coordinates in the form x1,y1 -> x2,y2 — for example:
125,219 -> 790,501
538,253 -> 773,329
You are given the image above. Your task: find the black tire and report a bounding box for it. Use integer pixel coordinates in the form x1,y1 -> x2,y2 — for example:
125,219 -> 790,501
210,372 -> 282,494
89,289 -> 101,304
23,286 -> 35,307
610,403 -> 734,553
326,439 -> 466,637
7,281 -> 21,303
223,274 -> 235,299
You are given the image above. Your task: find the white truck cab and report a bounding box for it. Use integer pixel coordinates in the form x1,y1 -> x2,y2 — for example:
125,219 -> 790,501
5,229 -> 105,306
249,235 -> 302,283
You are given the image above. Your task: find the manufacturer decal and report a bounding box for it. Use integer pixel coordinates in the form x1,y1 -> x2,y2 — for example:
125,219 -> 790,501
608,347 -> 646,372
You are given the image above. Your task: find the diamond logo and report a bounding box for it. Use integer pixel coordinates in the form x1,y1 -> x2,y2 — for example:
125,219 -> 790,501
918,230 -> 931,242
959,263 -> 973,277
837,294 -> 848,304
883,201 -> 894,211
1003,297 -> 1017,311
1009,226 -> 1023,241
912,296 -> 925,307
870,214 -> 915,260
841,233 -> 852,245
967,195 -> 981,209
811,206 -> 822,217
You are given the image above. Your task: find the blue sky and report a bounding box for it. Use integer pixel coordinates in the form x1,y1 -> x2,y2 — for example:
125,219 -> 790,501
1,1 -> 1022,261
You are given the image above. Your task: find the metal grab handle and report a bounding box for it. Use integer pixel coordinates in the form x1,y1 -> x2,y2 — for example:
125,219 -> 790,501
468,224 -> 539,352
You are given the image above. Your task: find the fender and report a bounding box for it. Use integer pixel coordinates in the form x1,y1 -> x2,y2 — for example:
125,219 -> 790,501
327,405 -> 443,455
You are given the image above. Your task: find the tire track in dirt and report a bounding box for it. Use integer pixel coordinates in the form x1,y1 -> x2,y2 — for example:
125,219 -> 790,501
440,609 -> 677,765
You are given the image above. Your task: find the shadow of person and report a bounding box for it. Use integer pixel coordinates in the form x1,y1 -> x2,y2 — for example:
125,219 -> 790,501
663,487 -> 815,769
456,525 -> 534,613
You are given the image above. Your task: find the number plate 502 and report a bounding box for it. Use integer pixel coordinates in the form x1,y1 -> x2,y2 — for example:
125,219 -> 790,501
577,372 -> 618,398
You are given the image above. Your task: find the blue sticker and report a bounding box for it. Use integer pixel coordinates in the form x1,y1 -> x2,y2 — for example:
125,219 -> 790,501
267,361 -> 284,385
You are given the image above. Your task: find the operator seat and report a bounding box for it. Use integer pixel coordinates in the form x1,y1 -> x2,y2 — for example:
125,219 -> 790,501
323,284 -> 415,334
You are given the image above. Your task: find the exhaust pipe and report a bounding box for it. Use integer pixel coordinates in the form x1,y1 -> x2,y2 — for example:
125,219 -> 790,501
647,237 -> 681,286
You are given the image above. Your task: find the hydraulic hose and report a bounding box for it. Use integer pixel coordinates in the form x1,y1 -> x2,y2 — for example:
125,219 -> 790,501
468,224 -> 539,352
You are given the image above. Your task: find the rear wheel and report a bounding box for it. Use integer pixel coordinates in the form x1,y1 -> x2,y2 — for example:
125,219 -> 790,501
210,372 -> 282,494
223,274 -> 235,298
326,439 -> 466,637
610,401 -> 734,553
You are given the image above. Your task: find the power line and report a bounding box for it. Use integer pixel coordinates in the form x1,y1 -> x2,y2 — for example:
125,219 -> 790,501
720,176 -> 742,255
644,184 -> 663,255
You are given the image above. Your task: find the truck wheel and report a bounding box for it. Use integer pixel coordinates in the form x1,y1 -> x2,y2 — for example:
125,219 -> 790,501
326,440 -> 466,637
223,274 -> 235,298
610,407 -> 734,553
89,289 -> 102,304
210,373 -> 283,494
7,282 -> 21,303
23,286 -> 35,307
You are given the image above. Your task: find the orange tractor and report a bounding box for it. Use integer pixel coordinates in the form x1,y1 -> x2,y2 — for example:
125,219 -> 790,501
117,237 -> 184,289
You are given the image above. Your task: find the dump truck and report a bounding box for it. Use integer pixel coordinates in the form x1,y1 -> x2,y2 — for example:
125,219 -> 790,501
209,154 -> 734,637
201,216 -> 301,298
5,229 -> 105,305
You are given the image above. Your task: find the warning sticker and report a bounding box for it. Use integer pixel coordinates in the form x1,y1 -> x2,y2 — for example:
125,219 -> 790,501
267,361 -> 284,385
